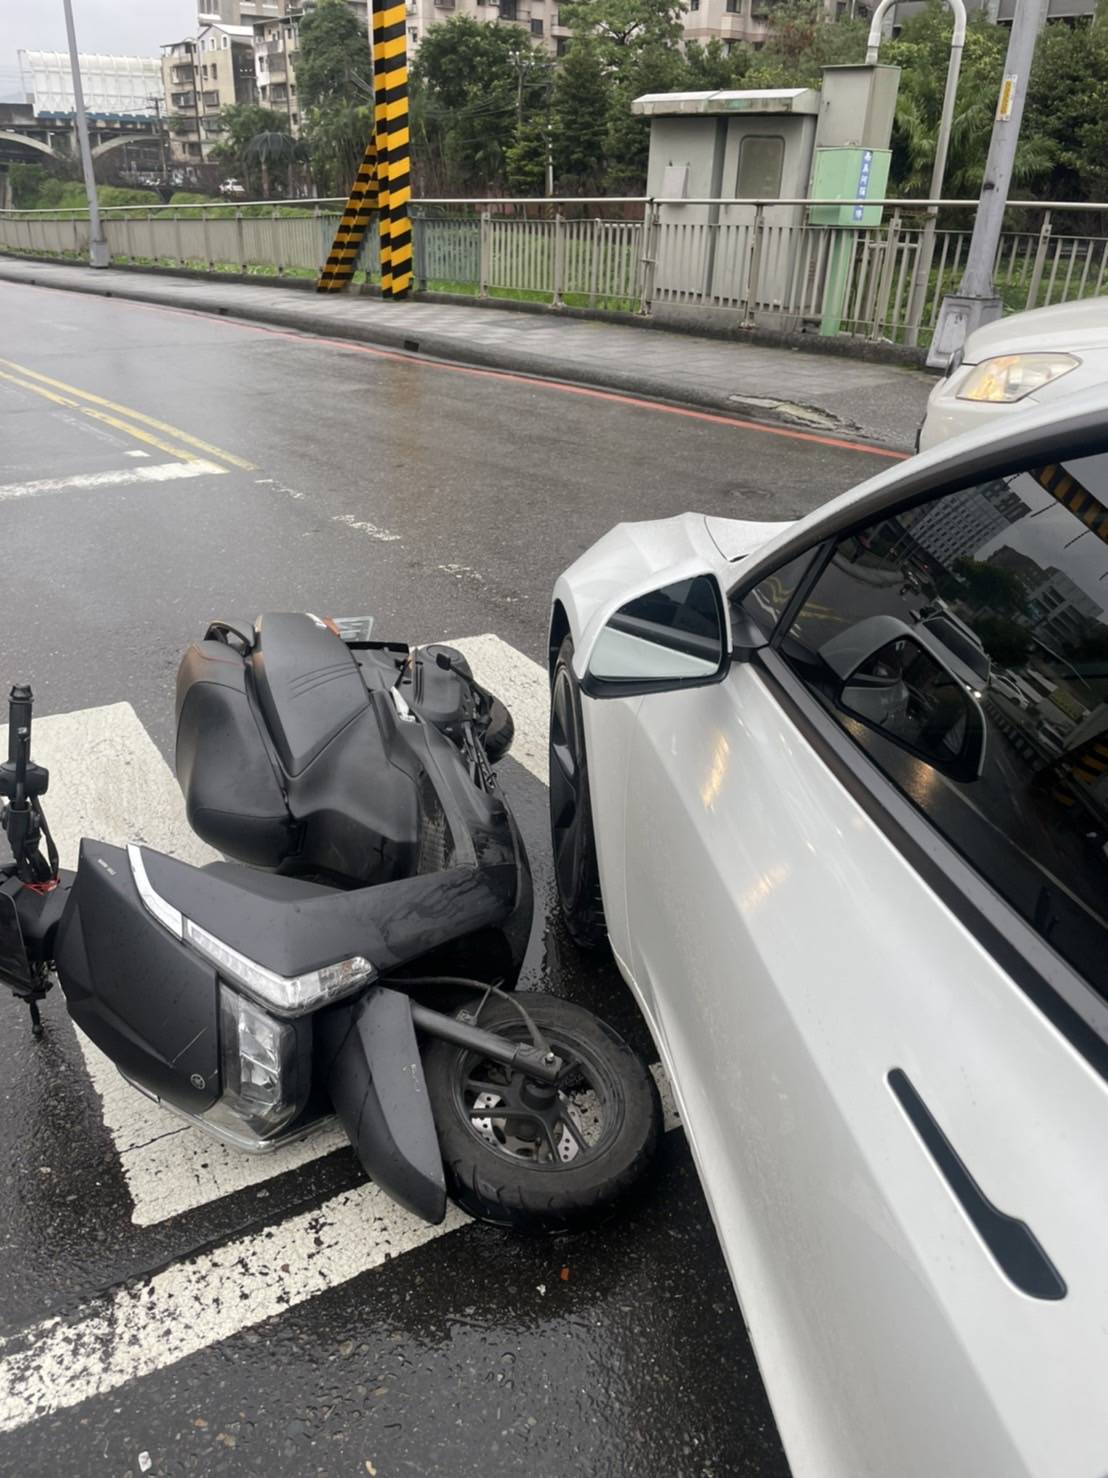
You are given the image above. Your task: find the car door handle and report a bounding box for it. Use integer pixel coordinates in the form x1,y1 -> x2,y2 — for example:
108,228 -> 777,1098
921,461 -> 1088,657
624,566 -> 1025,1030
888,1068 -> 1066,1302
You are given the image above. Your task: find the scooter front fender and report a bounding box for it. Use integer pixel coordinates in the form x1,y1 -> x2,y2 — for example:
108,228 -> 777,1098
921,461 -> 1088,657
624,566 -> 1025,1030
318,986 -> 447,1225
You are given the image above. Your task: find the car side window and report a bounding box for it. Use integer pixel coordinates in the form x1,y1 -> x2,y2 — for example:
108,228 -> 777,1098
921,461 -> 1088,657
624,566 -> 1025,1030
739,550 -> 818,638
778,454 -> 1108,1002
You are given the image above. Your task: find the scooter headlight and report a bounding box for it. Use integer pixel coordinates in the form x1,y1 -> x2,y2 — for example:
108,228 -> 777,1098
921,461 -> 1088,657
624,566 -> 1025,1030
181,917 -> 375,1016
127,845 -> 375,1016
204,985 -> 303,1146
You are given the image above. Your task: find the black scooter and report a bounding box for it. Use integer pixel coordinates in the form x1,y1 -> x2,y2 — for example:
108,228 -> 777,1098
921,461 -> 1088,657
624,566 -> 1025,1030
0,614 -> 659,1232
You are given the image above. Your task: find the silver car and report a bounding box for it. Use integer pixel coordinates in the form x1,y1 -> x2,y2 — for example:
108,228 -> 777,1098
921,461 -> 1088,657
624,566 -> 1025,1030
548,388 -> 1108,1477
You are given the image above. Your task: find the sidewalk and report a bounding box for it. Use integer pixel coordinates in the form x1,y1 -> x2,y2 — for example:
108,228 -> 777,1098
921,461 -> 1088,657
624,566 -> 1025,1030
0,257 -> 935,451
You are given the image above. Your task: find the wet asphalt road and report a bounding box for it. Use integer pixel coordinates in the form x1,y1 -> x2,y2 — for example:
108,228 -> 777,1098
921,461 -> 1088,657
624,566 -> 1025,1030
0,280 -> 889,1478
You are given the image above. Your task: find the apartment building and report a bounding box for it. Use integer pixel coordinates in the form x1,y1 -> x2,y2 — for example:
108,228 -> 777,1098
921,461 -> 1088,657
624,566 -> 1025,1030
161,22 -> 258,164
403,0 -> 569,55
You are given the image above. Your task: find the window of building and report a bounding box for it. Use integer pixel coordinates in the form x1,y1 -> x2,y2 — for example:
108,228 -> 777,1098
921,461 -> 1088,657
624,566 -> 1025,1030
689,0 -> 700,12
736,134 -> 784,198
556,35 -> 569,53
531,16 -> 544,32
500,0 -> 518,17
759,454 -> 1108,999
725,0 -> 742,11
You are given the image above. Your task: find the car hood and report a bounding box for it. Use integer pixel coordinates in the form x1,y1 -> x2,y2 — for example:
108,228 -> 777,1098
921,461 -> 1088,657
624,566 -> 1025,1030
704,516 -> 796,561
964,296 -> 1108,363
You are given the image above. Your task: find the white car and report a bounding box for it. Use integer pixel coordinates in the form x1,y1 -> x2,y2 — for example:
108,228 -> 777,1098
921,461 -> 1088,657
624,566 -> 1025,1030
219,178 -> 247,198
919,296 -> 1108,450
548,388 -> 1108,1478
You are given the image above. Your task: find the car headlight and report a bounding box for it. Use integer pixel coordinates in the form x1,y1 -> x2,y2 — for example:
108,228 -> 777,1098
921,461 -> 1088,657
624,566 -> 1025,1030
957,352 -> 1079,404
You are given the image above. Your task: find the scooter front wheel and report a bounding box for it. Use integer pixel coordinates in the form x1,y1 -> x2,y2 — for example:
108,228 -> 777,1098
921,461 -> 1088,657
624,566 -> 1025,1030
423,995 -> 660,1233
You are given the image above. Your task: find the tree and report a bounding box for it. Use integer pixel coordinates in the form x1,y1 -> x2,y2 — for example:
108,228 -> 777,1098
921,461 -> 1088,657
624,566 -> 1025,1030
951,557 -> 1029,618
210,105 -> 291,195
505,118 -> 551,194
879,1 -> 1050,197
975,615 -> 1033,668
560,0 -> 685,57
411,16 -> 543,193
297,0 -> 373,196
683,38 -> 749,91
1022,18 -> 1108,202
550,41 -> 610,190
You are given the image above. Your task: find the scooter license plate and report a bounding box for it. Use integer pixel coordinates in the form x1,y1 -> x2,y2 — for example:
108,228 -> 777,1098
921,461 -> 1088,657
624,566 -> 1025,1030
0,879 -> 33,989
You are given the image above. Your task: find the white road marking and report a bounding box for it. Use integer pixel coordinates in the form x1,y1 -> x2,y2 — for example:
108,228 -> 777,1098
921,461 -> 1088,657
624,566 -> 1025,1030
451,634 -> 548,786
0,703 -> 346,1226
0,460 -> 226,501
0,1185 -> 469,1435
125,449 -> 150,458
333,512 -> 401,542
0,635 -> 677,1428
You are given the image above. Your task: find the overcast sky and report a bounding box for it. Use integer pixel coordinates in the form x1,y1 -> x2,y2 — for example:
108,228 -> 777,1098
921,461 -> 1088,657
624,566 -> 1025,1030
0,2 -> 196,99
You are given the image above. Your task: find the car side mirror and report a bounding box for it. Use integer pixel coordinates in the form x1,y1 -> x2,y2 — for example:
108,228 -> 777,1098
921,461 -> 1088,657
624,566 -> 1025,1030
583,574 -> 729,698
820,615 -> 986,782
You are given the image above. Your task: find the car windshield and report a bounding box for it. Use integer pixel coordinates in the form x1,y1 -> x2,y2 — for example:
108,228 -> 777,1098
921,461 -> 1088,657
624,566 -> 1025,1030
921,616 -> 992,685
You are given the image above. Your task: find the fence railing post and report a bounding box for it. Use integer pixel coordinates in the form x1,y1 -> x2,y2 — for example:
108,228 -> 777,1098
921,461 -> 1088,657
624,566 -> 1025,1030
552,212 -> 566,307
638,202 -> 659,315
588,216 -> 601,306
478,210 -> 490,298
870,211 -> 902,341
413,211 -> 428,291
174,209 -> 184,268
1026,211 -> 1053,311
202,207 -> 213,271
741,204 -> 765,329
904,209 -> 941,347
235,208 -> 245,272
272,206 -> 284,275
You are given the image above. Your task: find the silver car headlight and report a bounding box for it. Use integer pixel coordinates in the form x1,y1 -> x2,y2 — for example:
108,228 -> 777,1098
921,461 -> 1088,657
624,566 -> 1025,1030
957,352 -> 1079,404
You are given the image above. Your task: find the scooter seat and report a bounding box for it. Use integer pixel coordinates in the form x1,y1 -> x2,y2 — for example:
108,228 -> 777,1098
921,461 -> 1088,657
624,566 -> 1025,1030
251,614 -> 368,778
176,615 -> 421,883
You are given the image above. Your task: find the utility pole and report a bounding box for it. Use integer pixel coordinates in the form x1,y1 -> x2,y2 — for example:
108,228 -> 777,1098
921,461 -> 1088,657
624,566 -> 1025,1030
148,95 -> 169,184
928,0 -> 1049,367
61,0 -> 109,267
863,0 -> 967,346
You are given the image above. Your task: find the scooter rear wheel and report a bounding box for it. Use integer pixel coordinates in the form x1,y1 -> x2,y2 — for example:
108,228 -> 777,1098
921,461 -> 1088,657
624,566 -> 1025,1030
423,994 -> 660,1233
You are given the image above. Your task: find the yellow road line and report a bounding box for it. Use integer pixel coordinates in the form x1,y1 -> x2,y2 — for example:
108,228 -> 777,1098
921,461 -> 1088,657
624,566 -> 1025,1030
0,358 -> 256,471
0,370 -> 204,463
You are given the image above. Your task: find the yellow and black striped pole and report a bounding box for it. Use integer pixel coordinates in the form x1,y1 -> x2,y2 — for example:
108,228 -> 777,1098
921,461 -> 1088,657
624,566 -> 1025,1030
372,0 -> 412,297
317,0 -> 411,297
317,138 -> 380,293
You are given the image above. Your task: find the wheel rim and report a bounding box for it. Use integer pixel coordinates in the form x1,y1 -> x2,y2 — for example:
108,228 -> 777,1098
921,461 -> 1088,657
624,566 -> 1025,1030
549,665 -> 583,908
451,1022 -> 622,1170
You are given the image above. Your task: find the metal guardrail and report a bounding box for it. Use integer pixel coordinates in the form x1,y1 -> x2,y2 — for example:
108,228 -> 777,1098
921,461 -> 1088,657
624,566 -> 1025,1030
2,196 -> 1106,346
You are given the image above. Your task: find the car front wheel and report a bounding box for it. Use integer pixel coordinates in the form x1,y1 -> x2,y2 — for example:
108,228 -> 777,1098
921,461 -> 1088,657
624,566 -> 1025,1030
549,635 -> 606,948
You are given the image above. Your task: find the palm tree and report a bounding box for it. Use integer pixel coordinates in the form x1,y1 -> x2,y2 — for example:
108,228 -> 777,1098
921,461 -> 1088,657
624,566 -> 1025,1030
246,131 -> 312,200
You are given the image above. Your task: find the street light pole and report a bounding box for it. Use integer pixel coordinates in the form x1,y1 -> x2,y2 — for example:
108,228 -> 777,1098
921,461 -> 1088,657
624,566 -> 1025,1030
61,0 -> 109,268
928,0 -> 1049,367
863,0 -> 967,346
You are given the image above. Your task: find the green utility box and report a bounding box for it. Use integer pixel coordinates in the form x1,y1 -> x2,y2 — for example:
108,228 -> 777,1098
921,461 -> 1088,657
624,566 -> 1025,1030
808,147 -> 891,227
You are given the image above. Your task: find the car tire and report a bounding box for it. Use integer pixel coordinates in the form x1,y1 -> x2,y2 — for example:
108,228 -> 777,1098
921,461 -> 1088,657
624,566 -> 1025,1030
423,994 -> 661,1233
549,635 -> 606,948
